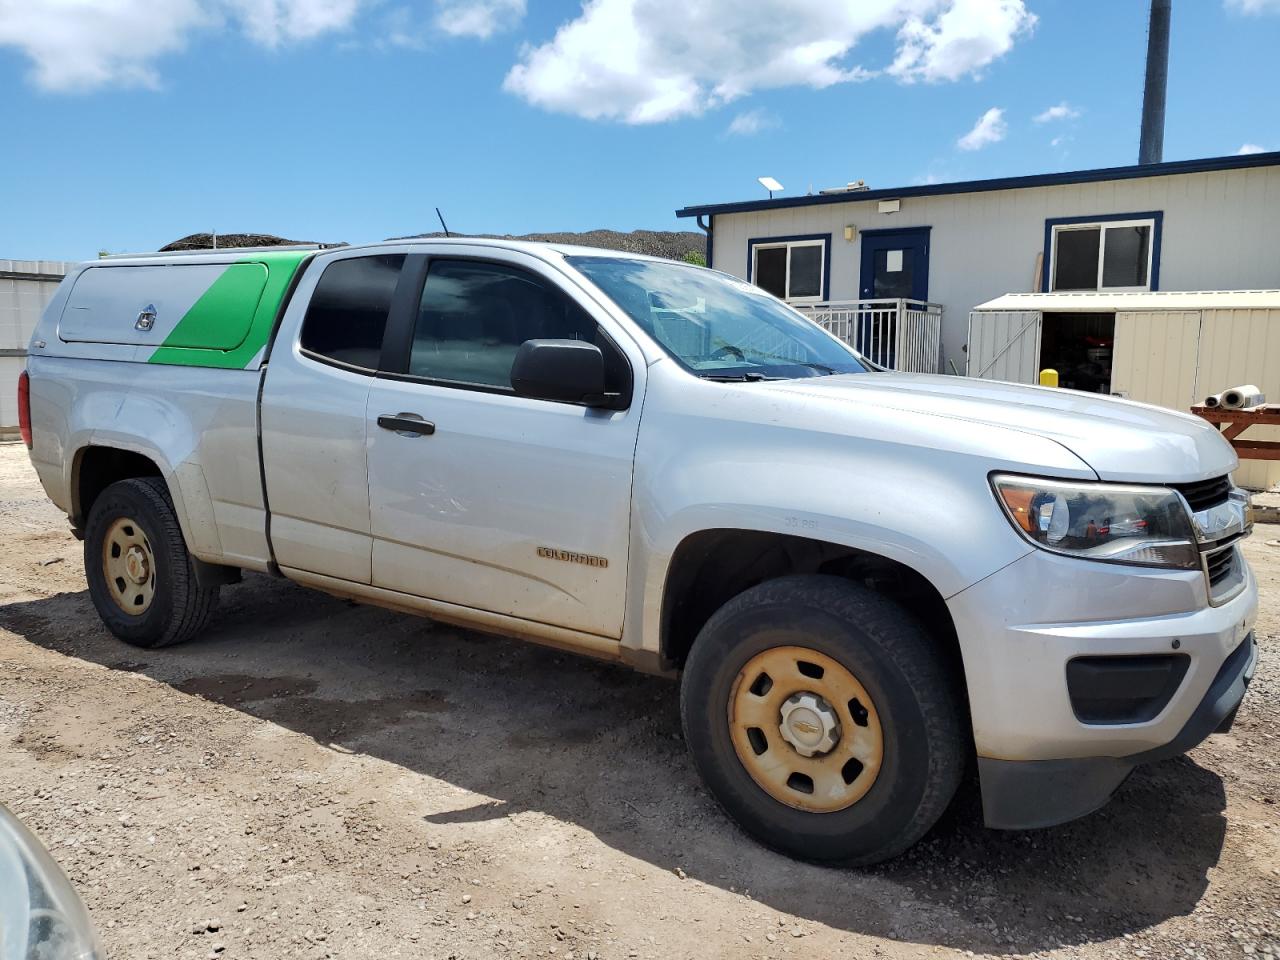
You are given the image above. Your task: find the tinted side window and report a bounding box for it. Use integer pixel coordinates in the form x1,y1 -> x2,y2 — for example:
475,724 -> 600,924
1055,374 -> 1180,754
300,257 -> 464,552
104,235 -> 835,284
409,260 -> 613,390
300,254 -> 405,371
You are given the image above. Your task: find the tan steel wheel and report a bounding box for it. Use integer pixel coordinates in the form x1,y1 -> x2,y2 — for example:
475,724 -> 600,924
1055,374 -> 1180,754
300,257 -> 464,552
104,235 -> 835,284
728,645 -> 884,813
101,516 -> 157,615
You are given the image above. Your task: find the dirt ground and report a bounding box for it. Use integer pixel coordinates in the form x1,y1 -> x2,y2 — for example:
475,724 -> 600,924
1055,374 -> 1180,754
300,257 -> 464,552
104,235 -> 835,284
0,442 -> 1277,960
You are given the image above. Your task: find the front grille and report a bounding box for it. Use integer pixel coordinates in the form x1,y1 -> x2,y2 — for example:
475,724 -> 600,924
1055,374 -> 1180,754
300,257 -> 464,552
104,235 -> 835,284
1172,475 -> 1231,513
1205,546 -> 1236,586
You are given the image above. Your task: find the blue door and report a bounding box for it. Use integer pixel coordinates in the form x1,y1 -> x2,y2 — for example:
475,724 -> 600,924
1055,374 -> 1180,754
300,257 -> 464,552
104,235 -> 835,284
858,227 -> 930,301
856,227 -> 930,366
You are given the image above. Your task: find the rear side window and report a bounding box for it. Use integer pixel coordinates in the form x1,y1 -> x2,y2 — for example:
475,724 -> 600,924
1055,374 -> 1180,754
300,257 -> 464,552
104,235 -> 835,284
300,254 -> 405,371
408,259 -> 617,390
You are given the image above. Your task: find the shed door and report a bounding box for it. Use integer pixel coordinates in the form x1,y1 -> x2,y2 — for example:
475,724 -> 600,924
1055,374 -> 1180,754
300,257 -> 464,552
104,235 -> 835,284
965,310 -> 1042,383
1110,311 -> 1202,408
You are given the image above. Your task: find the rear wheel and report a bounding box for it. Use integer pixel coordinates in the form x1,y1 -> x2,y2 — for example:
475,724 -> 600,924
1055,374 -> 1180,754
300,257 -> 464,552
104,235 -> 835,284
84,478 -> 219,648
680,575 -> 964,866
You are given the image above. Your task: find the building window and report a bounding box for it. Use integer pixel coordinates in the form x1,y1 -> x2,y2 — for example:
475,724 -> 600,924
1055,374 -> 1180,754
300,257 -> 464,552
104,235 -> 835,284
1046,214 -> 1160,292
748,235 -> 828,301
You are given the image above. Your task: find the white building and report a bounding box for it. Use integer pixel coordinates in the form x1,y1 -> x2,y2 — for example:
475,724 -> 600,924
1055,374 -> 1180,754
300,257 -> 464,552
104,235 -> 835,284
2,261 -> 70,432
676,151 -> 1280,383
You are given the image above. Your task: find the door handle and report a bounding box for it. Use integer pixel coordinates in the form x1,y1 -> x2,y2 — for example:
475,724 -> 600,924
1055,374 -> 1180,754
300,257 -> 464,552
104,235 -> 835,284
377,413 -> 436,436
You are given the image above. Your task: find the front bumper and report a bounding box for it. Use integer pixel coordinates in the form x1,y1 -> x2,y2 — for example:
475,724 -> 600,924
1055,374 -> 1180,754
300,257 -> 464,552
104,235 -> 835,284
947,545 -> 1259,829
979,631 -> 1256,829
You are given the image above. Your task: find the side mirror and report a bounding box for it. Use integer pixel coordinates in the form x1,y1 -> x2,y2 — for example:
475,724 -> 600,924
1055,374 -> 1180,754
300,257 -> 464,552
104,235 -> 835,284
510,339 -> 609,405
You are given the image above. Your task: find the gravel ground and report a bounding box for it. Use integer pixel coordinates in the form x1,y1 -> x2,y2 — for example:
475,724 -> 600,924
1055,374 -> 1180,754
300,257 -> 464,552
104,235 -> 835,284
0,442 -> 1276,960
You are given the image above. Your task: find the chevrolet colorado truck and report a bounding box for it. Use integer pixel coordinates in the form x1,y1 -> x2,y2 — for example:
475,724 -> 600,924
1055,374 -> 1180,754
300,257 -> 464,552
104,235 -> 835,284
20,239 -> 1258,865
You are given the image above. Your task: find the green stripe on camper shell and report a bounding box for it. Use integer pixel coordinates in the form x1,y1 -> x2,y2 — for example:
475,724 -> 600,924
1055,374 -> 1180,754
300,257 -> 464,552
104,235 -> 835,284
147,251 -> 312,368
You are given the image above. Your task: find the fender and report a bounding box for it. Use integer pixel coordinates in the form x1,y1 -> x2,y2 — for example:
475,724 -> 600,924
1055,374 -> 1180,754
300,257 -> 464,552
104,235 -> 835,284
45,356 -> 269,570
621,362 -> 1094,660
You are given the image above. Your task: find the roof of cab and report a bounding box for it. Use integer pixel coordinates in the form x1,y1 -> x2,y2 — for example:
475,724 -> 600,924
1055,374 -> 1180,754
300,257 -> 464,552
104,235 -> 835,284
369,237 -> 678,263
87,237 -> 678,269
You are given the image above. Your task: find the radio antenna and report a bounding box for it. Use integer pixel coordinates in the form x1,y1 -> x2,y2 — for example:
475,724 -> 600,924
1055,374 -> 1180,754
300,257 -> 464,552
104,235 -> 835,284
435,207 -> 451,238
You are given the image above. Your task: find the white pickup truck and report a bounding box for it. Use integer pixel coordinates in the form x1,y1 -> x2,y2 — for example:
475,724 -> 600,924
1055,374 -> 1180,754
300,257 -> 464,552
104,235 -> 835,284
21,239 -> 1258,865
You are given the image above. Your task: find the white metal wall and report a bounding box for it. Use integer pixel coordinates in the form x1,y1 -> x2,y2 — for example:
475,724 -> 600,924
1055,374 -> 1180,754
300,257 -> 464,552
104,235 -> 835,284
1110,310 -> 1203,409
710,165 -> 1280,375
1,260 -> 70,429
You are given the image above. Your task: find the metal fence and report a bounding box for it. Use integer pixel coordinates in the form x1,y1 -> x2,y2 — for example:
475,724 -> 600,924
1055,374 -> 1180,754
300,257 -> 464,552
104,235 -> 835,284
2,260 -> 70,430
793,299 -> 943,373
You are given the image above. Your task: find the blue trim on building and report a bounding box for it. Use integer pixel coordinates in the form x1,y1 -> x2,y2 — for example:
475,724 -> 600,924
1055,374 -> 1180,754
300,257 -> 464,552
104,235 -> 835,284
675,151 -> 1280,219
1041,211 -> 1163,292
746,232 -> 832,301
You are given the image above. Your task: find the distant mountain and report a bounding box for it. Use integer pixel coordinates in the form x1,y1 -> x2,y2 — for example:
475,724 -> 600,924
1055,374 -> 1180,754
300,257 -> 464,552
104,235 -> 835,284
160,233 -> 319,251
161,228 -> 707,262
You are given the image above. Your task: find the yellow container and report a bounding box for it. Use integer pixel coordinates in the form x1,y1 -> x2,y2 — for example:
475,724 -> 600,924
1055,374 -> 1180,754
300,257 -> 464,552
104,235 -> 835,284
1039,368 -> 1059,388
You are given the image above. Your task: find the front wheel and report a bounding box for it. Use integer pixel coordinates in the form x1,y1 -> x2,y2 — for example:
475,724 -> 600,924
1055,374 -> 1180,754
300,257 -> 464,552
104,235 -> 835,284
84,477 -> 219,648
680,575 -> 965,866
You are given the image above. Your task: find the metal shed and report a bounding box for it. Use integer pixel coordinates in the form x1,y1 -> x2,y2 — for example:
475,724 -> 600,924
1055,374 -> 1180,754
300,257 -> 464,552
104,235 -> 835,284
2,260 -> 70,434
968,289 -> 1280,489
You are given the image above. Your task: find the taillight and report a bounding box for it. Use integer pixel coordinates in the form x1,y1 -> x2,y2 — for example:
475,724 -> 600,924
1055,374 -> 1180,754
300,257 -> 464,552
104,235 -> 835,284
17,370 -> 32,448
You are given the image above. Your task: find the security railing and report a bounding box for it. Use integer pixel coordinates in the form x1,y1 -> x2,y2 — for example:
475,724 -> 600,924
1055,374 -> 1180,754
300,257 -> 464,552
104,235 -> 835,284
792,299 -> 943,373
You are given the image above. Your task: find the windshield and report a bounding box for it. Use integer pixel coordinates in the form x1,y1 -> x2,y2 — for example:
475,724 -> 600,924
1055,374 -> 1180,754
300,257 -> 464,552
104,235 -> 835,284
566,256 -> 867,380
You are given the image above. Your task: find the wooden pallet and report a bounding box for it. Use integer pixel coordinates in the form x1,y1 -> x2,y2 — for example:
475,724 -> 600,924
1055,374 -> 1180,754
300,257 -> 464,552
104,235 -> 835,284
1190,404 -> 1280,461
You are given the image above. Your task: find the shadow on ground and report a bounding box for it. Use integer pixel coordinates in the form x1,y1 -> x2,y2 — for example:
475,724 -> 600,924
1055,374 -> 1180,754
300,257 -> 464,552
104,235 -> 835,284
0,576 -> 1228,955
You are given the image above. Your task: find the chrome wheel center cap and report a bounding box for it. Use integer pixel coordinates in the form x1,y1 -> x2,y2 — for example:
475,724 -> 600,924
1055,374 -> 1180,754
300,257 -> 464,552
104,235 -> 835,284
778,691 -> 841,757
124,546 -> 149,584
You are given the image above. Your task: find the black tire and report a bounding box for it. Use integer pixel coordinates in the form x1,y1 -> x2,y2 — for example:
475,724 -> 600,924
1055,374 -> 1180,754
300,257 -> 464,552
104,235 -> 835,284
84,477 -> 219,648
680,574 -> 964,866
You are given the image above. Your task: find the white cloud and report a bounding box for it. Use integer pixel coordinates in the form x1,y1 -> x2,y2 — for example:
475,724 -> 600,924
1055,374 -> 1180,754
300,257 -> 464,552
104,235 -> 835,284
1034,100 -> 1080,123
504,0 -> 1035,124
435,0 -> 526,39
889,0 -> 1035,83
224,0 -> 361,47
0,0 -> 205,91
1237,142 -> 1268,154
957,106 -> 1006,150
0,0 -> 365,92
726,107 -> 779,136
1225,0 -> 1280,12
372,7 -> 427,49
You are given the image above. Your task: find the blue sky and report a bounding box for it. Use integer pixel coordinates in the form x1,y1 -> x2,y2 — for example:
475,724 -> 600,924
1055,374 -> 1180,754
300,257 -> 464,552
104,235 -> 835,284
2,0 -> 1277,261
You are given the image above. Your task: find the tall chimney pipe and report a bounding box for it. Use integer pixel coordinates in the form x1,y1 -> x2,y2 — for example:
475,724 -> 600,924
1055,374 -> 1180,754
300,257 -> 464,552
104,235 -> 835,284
1139,0 -> 1171,165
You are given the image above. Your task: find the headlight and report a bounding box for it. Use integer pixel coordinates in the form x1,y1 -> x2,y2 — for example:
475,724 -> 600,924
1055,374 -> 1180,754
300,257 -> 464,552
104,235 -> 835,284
992,474 -> 1199,569
0,804 -> 103,959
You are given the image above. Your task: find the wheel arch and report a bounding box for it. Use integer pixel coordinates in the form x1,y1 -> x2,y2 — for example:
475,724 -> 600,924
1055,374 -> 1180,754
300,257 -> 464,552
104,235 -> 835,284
657,528 -> 966,699
69,442 -> 224,563
72,445 -> 165,527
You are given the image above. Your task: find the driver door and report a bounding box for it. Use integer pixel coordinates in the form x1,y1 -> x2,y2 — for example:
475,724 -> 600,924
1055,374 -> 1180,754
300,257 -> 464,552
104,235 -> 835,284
364,251 -> 643,638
